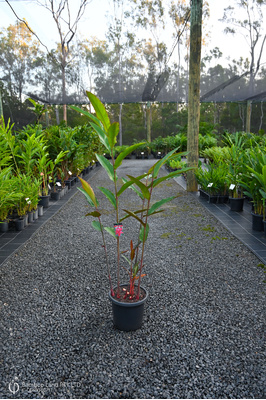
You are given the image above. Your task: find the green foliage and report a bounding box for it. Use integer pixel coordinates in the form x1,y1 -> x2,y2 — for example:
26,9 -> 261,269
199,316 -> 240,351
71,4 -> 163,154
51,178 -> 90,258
195,163 -> 228,195
73,92 -> 193,300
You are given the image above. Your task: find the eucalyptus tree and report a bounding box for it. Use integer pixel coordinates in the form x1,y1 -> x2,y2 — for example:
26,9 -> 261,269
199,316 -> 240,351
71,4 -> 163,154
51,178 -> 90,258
168,0 -> 190,111
36,0 -> 90,123
78,37 -> 110,103
221,0 -> 266,132
0,22 -> 40,102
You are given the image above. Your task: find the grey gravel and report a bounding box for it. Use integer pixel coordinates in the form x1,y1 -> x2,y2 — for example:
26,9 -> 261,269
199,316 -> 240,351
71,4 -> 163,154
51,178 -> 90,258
0,159 -> 265,399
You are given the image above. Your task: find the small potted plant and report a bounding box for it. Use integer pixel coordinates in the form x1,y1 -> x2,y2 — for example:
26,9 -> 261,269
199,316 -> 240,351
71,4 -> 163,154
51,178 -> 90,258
72,92 -> 191,331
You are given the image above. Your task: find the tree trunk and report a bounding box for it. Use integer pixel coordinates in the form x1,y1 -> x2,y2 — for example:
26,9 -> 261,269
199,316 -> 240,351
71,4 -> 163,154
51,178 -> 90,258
187,0 -> 202,192
246,100 -> 252,133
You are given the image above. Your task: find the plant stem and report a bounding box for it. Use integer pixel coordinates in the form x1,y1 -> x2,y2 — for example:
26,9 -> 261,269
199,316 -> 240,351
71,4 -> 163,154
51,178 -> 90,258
111,150 -> 121,298
98,215 -> 114,296
137,175 -> 154,298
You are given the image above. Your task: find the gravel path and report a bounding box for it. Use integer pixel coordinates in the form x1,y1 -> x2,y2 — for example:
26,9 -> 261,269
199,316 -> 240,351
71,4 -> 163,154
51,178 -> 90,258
1,159 -> 265,399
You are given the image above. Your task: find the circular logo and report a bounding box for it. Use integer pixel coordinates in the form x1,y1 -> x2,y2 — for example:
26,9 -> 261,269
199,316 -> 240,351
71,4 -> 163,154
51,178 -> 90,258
8,379 -> 19,395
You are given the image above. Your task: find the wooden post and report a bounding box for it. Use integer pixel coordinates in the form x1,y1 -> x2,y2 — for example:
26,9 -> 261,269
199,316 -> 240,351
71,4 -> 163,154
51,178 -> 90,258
246,100 -> 252,133
187,0 -> 203,192
147,102 -> 151,142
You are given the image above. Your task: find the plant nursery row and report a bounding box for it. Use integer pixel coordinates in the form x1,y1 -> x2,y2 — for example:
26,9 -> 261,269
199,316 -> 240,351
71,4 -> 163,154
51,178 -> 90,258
192,132 -> 266,234
0,120 -> 103,233
1,119 -> 265,236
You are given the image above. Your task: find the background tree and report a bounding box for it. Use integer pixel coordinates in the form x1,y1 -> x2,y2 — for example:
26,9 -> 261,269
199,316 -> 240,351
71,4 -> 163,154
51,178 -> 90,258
37,0 -> 89,123
221,0 -> 266,132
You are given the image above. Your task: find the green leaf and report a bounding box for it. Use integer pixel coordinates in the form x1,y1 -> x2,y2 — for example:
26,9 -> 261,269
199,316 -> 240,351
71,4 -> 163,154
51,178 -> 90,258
148,196 -> 177,215
104,226 -> 116,239
121,177 -> 144,199
117,179 -> 134,197
96,154 -> 115,181
70,105 -> 102,127
149,149 -> 187,177
122,209 -> 145,226
85,211 -> 101,217
92,220 -> 102,232
90,122 -> 111,153
127,175 -> 150,200
108,122 -> 119,149
151,167 -> 193,188
99,187 -> 117,209
86,91 -> 110,132
139,223 -> 149,242
77,180 -> 98,207
114,143 -> 145,169
120,208 -> 146,222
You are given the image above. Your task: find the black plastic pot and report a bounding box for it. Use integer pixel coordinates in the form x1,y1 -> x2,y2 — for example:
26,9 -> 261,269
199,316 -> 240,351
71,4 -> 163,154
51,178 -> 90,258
264,220 -> 266,235
38,205 -> 43,217
0,220 -> 9,233
251,212 -> 264,231
51,191 -> 60,201
15,217 -> 24,231
33,209 -> 39,220
28,211 -> 34,223
217,195 -> 229,204
229,197 -> 244,212
109,285 -> 148,331
39,195 -> 50,208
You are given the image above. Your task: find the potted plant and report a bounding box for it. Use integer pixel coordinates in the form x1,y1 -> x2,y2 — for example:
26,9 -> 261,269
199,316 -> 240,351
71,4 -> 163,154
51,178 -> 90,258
0,168 -> 23,232
225,133 -> 245,211
71,92 -> 191,331
242,153 -> 266,232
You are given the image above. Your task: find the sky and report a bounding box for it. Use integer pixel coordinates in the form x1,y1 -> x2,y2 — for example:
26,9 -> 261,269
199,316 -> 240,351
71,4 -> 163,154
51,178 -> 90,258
0,0 -> 265,68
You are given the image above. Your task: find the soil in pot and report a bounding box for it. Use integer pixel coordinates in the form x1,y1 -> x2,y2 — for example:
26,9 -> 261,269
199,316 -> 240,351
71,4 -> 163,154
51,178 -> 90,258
109,285 -> 148,331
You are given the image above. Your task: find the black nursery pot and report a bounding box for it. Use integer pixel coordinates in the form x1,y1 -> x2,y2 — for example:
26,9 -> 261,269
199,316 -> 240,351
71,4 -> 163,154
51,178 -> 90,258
39,195 -> 50,208
51,191 -> 60,201
251,212 -> 264,231
229,197 -> 244,212
109,285 -> 148,331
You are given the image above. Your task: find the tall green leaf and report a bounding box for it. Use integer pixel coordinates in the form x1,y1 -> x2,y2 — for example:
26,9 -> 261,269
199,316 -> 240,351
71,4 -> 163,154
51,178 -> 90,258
104,226 -> 116,239
121,177 -> 144,199
99,187 -> 116,209
127,175 -> 150,200
78,178 -> 98,207
150,167 -> 193,188
114,143 -> 145,169
149,149 -> 187,177
108,122 -> 119,149
122,209 -> 145,226
70,105 -> 102,128
86,91 -> 110,132
90,122 -> 111,153
92,220 -> 102,232
139,223 -> 149,242
148,196 -> 177,215
96,154 -> 115,181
